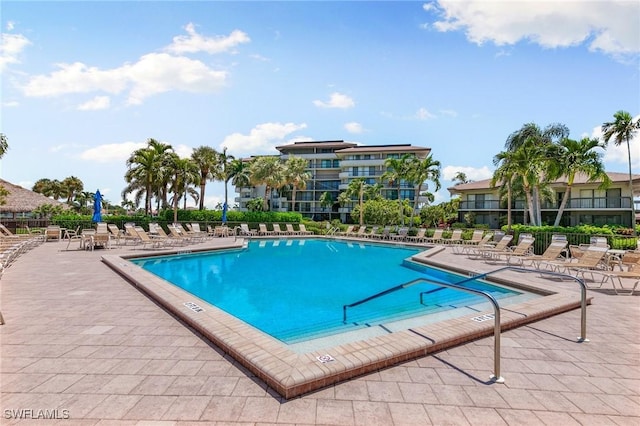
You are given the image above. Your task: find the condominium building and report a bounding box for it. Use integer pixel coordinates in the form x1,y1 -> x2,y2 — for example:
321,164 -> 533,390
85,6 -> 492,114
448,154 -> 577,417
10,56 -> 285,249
234,140 -> 431,221
448,172 -> 640,228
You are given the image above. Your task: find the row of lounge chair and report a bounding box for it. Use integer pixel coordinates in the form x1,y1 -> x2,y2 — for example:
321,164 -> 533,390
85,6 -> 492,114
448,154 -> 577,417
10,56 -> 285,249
0,224 -> 45,274
235,223 -> 313,237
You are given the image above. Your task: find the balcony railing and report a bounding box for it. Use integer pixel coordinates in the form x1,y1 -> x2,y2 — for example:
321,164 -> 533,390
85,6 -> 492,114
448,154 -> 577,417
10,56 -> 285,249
459,197 -> 633,211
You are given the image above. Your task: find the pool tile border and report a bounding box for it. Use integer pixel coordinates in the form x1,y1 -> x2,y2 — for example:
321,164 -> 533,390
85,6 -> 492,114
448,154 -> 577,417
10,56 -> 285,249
101,239 -> 589,399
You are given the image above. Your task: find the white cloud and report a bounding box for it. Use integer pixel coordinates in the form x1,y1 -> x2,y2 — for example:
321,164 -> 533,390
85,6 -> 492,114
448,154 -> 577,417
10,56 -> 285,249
2,100 -> 19,107
313,92 -> 355,109
425,0 -> 639,59
6,22 -> 15,31
78,95 -> 111,111
415,107 -> 436,120
221,122 -> 308,156
22,53 -> 228,105
174,144 -> 194,159
78,141 -> 146,163
165,23 -> 250,55
0,32 -> 32,71
344,122 -> 364,134
442,165 -> 493,181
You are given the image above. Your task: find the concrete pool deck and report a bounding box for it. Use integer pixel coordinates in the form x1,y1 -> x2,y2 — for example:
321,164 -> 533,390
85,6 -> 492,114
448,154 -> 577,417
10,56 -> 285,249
1,236 -> 639,424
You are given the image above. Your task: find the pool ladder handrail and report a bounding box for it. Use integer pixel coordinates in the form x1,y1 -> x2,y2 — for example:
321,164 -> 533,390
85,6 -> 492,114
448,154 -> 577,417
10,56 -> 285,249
342,266 -> 589,384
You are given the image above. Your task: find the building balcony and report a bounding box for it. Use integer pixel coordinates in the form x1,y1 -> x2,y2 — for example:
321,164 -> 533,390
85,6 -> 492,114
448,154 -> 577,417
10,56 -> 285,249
338,159 -> 384,167
458,197 -> 633,211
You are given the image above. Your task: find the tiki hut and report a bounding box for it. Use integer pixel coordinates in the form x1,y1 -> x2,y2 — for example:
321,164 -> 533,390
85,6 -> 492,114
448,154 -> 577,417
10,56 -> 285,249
0,178 -> 68,219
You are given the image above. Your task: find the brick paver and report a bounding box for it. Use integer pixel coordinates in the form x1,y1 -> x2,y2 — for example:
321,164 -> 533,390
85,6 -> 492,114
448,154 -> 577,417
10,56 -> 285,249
1,237 -> 638,424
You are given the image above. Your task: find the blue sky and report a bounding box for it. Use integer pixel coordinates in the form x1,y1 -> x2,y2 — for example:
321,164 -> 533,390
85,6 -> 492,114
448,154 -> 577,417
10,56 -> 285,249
1,1 -> 639,209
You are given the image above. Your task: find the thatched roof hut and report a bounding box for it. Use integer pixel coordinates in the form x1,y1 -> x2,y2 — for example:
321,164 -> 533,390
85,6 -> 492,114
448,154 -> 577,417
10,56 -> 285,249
0,178 -> 68,217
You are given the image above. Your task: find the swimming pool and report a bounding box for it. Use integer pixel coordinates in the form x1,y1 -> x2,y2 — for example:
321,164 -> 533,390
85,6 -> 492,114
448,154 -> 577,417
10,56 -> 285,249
104,237 -> 585,398
131,239 -> 524,344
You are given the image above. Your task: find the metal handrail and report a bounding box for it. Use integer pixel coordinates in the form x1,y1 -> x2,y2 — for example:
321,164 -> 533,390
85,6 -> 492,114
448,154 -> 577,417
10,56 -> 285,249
341,265 -> 590,384
456,266 -> 588,343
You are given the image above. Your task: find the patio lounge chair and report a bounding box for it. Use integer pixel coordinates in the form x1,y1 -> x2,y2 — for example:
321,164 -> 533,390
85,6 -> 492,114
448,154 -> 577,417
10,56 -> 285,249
236,223 -> 257,237
451,233 -> 494,255
591,263 -> 640,295
467,234 -> 514,259
464,229 -> 485,245
540,245 -> 609,279
271,223 -> 287,235
519,240 -> 568,270
499,237 -> 536,265
423,229 -> 444,244
336,225 -> 354,236
364,226 -> 379,239
406,228 -> 426,243
285,224 -> 300,235
298,223 -> 313,235
391,227 -> 409,241
349,226 -> 367,238
258,223 -> 274,236
442,229 -> 463,245
133,226 -> 167,249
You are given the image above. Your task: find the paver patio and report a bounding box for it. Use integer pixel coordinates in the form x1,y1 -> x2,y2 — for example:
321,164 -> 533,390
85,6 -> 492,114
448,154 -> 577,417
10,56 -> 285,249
1,237 -> 638,425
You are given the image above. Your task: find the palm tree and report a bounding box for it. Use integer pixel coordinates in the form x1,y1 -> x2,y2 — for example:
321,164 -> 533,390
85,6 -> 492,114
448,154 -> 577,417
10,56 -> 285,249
452,172 -> 470,185
61,176 -> 84,205
345,178 -> 367,225
32,178 -> 53,196
602,110 -> 640,231
407,154 -> 441,227
167,155 -> 200,222
249,156 -> 284,211
382,154 -> 413,225
124,138 -> 173,215
0,133 -> 8,158
214,147 -> 235,213
547,137 -> 611,226
503,123 -> 567,225
283,156 -> 310,212
492,150 -> 519,230
230,158 -> 251,188
191,146 -> 219,210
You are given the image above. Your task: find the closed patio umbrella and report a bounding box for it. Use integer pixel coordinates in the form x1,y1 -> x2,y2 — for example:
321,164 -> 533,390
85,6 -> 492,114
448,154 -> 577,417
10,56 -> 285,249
222,202 -> 228,224
92,190 -> 103,223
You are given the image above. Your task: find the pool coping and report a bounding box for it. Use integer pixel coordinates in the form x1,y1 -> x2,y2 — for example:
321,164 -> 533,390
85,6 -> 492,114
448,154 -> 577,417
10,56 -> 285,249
101,237 -> 590,399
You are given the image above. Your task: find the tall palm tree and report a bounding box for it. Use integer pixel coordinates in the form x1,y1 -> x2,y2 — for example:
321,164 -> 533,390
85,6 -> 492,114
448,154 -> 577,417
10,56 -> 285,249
344,178 -> 367,225
492,150 -> 519,230
602,110 -> 640,231
283,155 -> 310,212
32,178 -> 53,196
230,158 -> 251,189
61,176 -> 84,205
452,172 -> 470,185
214,147 -> 235,213
503,123 -> 567,225
124,138 -> 173,215
167,155 -> 200,222
191,146 -> 219,210
547,137 -> 611,226
249,156 -> 284,211
382,154 -> 413,225
407,154 -> 441,227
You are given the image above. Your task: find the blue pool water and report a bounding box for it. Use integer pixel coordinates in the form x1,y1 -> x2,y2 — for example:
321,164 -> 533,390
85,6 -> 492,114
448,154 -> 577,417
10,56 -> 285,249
131,239 -> 521,343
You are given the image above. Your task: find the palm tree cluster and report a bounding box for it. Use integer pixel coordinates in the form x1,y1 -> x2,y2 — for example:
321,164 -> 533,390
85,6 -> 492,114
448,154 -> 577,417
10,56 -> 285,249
121,139 -> 313,218
492,112 -> 638,229
339,153 -> 442,226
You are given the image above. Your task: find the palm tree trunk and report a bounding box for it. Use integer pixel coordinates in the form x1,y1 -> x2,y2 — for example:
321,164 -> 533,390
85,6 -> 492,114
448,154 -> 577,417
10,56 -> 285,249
625,139 -> 637,234
291,188 -> 297,212
410,183 -> 422,227
553,184 -> 572,227
199,183 -> 206,210
506,183 -> 512,231
525,190 -> 536,226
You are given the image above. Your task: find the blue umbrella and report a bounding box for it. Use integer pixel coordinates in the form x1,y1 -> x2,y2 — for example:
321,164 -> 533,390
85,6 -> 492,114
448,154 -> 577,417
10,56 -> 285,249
92,190 -> 103,223
221,202 -> 228,224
